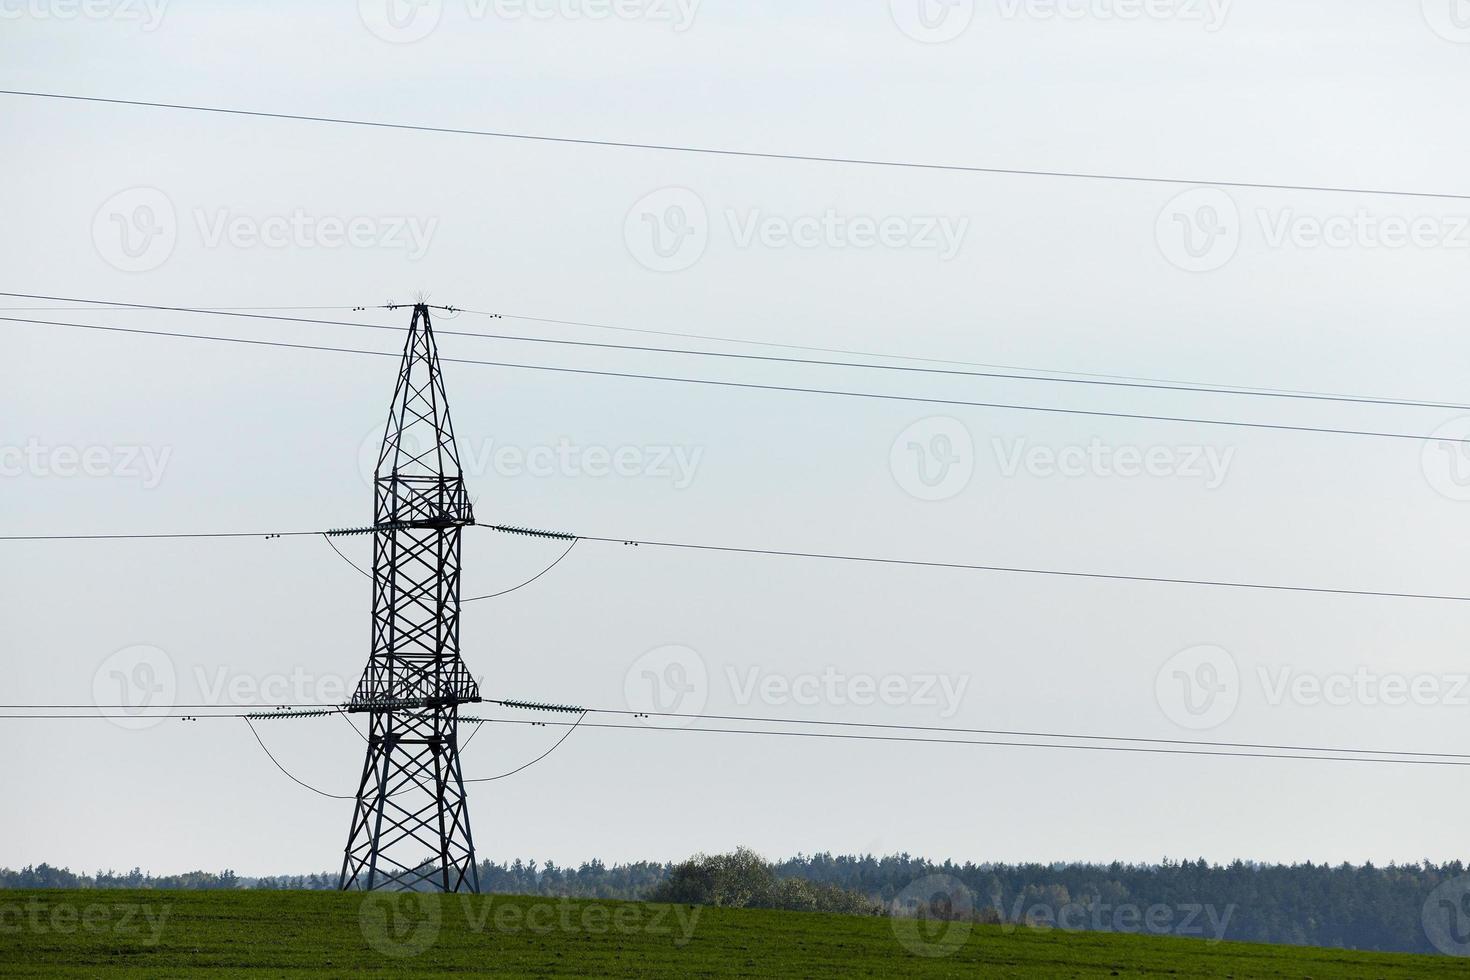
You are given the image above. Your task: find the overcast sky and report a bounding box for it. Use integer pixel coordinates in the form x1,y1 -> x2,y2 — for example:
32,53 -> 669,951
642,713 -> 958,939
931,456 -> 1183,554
4,1 -> 1470,877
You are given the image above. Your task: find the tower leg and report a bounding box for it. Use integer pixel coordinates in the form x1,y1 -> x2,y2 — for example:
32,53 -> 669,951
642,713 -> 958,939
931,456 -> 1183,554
339,708 -> 477,892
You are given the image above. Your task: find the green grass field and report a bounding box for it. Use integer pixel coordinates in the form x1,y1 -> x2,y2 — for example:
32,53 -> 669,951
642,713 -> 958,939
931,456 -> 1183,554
0,889 -> 1459,977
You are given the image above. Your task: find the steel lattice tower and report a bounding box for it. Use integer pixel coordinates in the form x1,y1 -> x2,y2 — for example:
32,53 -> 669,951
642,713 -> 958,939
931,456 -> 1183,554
340,303 -> 482,893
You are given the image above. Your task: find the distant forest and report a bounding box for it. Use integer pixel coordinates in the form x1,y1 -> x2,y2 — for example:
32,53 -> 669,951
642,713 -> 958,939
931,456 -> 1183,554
4,852 -> 1466,956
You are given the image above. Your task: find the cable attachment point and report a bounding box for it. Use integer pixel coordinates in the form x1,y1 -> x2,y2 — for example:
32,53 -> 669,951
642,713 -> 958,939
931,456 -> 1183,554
480,523 -> 578,542
493,698 -> 586,714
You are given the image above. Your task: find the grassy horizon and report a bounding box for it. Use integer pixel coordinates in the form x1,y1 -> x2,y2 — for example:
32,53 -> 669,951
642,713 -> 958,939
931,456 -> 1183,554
0,888 -> 1463,977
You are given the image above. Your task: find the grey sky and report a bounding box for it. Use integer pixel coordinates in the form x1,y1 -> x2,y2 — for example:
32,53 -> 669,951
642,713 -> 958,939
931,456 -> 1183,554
3,1 -> 1470,876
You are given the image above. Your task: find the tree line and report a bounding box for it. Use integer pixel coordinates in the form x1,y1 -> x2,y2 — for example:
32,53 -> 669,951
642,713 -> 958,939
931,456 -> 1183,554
4,852 -> 1466,954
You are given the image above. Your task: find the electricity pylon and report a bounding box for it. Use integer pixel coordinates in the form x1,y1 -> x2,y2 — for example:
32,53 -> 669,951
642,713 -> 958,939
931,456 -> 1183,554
339,303 -> 482,893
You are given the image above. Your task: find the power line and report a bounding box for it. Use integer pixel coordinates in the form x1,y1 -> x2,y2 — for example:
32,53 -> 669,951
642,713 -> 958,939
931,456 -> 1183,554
13,701 -> 1470,765
5,290 -> 1441,409
0,530 -> 321,541
471,524 -> 1470,604
476,309 -> 1470,414
245,717 -> 353,800
321,534 -> 372,581
4,89 -> 1468,202
8,313 -> 1470,449
467,717 -> 1470,768
543,703 -> 1470,761
316,520 -> 579,600
461,711 -> 588,783
0,305 -> 359,312
3,502 -> 1465,601
0,704 -> 321,710
463,539 -> 580,603
10,698 -> 1457,759
9,291 -> 1468,413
